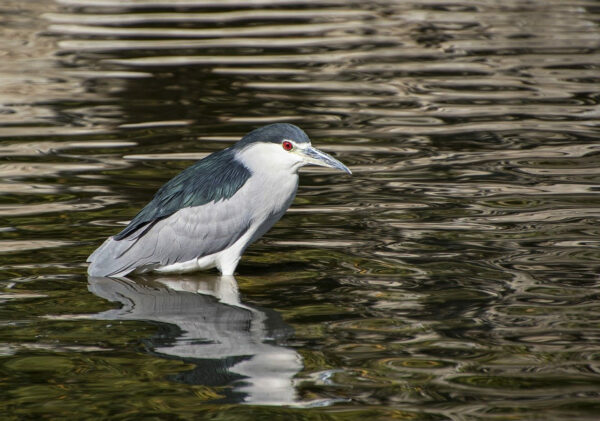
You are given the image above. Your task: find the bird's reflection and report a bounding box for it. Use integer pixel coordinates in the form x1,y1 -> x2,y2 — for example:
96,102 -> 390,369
87,274 -> 302,405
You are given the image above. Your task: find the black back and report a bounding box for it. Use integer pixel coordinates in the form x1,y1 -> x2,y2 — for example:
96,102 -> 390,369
114,123 -> 309,240
114,148 -> 250,240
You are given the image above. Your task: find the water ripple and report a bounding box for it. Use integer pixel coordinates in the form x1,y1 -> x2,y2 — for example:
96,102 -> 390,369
2,0 -> 600,418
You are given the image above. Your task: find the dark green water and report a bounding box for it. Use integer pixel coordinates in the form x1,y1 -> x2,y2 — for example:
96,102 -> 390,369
1,0 -> 600,419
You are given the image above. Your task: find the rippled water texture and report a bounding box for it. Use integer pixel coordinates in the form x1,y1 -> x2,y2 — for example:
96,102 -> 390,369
1,0 -> 600,419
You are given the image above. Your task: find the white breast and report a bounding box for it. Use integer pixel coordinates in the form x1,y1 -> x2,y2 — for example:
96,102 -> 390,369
233,143 -> 300,244
155,143 -> 299,276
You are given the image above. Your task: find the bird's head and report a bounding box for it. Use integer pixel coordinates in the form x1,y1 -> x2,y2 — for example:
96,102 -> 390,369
234,123 -> 351,175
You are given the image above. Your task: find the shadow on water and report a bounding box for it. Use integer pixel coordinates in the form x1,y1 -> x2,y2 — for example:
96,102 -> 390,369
87,274 -> 305,406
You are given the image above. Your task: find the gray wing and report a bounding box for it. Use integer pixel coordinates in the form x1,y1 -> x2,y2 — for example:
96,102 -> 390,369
113,147 -> 250,241
87,198 -> 251,277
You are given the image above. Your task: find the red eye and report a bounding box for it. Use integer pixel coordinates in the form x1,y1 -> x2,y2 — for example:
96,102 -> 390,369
282,141 -> 293,151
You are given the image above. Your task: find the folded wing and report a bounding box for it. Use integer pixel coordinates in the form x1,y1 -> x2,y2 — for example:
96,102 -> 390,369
87,148 -> 252,277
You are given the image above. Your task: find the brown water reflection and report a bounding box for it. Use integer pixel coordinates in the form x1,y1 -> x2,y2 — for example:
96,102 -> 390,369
1,0 -> 600,420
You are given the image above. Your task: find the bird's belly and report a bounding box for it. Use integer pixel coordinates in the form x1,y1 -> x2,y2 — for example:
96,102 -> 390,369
153,252 -> 218,274
152,213 -> 280,275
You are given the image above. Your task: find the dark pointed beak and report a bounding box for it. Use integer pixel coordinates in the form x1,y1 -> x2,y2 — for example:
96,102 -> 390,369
301,146 -> 352,175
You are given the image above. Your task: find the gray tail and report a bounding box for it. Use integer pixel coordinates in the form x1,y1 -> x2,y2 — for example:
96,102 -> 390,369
87,236 -> 149,277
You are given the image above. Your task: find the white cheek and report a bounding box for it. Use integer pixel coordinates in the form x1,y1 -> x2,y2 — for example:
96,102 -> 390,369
235,142 -> 304,174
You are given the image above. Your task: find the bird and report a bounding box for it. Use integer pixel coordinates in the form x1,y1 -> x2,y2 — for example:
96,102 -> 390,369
87,123 -> 351,278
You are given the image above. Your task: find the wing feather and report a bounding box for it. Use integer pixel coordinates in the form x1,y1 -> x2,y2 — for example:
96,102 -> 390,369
87,197 -> 252,277
114,147 -> 250,241
87,148 -> 252,277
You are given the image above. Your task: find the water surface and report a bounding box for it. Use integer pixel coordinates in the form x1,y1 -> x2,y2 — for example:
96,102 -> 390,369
1,0 -> 600,419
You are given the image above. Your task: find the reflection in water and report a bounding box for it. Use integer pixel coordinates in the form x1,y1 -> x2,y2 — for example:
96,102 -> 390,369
1,0 -> 600,418
87,275 -> 302,405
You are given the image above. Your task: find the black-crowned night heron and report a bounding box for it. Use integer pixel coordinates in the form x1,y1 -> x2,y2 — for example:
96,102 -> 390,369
87,123 -> 351,277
